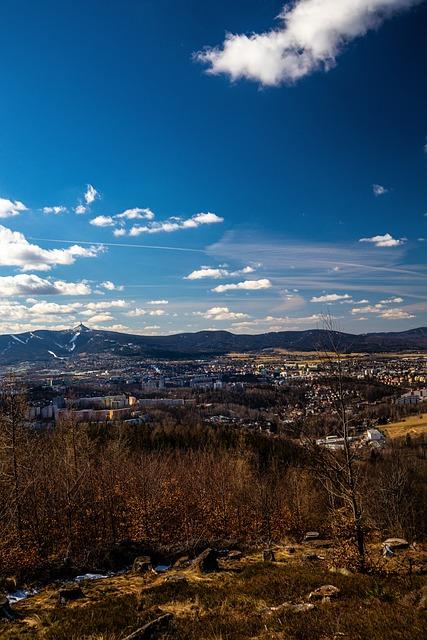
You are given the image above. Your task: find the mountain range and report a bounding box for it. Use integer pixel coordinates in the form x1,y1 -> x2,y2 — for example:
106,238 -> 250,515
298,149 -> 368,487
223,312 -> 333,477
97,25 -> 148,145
0,324 -> 426,365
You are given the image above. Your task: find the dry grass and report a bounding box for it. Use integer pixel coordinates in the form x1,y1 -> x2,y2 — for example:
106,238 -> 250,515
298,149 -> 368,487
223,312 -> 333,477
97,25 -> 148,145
1,548 -> 426,640
383,413 -> 427,439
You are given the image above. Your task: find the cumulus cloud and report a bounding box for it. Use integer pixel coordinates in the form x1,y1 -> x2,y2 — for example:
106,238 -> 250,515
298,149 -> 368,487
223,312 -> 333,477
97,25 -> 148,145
126,308 -> 147,317
373,184 -> 389,196
351,302 -> 414,319
84,184 -> 100,205
128,211 -> 223,236
195,0 -> 421,86
116,207 -> 155,221
185,265 -> 255,280
42,206 -> 67,214
377,308 -> 415,319
380,296 -> 403,304
0,225 -> 103,272
211,278 -> 272,293
90,215 -> 115,227
75,204 -> 87,215
359,233 -> 405,247
196,306 -> 249,321
0,197 -> 28,218
0,274 -> 92,296
310,293 -> 351,303
100,280 -> 124,291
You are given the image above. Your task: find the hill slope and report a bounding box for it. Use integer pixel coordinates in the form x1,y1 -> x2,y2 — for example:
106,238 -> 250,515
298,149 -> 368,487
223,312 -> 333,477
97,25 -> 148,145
0,324 -> 426,364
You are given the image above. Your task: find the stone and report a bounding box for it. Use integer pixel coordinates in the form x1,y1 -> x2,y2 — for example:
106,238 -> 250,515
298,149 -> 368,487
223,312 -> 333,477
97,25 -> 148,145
192,548 -> 219,573
173,555 -> 190,568
58,586 -> 84,605
382,538 -> 409,550
227,550 -> 242,560
308,585 -> 341,601
163,575 -> 188,586
263,548 -> 276,562
0,595 -> 17,621
133,556 -> 153,574
304,531 -> 320,542
123,613 -> 174,639
302,553 -> 321,562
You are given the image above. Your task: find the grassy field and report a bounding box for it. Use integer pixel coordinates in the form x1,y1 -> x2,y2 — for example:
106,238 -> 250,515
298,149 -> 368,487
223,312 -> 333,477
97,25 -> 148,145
383,413 -> 427,439
1,545 -> 426,640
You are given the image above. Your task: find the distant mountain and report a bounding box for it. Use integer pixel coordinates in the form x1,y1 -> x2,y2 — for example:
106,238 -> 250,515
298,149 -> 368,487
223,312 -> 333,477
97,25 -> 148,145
0,324 -> 426,365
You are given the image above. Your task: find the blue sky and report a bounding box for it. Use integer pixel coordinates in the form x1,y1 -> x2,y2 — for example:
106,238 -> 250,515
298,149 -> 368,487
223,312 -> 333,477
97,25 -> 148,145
0,0 -> 426,335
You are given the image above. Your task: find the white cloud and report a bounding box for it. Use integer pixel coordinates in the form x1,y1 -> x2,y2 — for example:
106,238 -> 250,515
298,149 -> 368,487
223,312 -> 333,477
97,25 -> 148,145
100,280 -> 124,291
147,300 -> 168,305
113,227 -> 126,237
126,308 -> 147,317
196,306 -> 249,321
185,265 -> 255,280
129,211 -> 223,236
0,197 -> 28,219
116,207 -> 155,221
0,225 -> 103,272
211,278 -> 272,293
149,309 -> 166,316
0,274 -> 92,296
84,184 -> 100,205
86,312 -> 113,324
195,0 -> 421,86
75,204 -> 87,215
378,308 -> 415,319
42,206 -> 67,214
373,184 -> 389,196
359,233 -> 405,247
90,215 -> 115,227
380,296 -> 403,304
310,293 -> 351,303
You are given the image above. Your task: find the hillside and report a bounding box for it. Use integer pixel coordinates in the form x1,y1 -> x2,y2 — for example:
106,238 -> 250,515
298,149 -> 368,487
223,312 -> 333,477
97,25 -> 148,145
0,325 -> 426,365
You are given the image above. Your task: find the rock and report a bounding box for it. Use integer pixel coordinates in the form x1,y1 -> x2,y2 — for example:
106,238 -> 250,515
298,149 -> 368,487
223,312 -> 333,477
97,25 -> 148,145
304,531 -> 320,542
192,549 -> 219,573
263,548 -> 276,562
284,546 -> 296,554
0,595 -> 17,620
3,577 -> 17,592
163,575 -> 188,586
58,585 -> 84,605
302,553 -> 321,562
133,556 -> 153,574
227,550 -> 243,560
123,613 -> 174,639
308,585 -> 340,601
329,567 -> 352,577
173,555 -> 190,568
382,538 -> 409,550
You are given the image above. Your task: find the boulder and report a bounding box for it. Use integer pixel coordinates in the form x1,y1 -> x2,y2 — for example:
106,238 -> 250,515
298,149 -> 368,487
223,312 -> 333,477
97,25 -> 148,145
308,585 -> 341,601
123,613 -> 174,639
382,538 -> 409,551
58,585 -> 84,605
192,549 -> 219,573
263,548 -> 276,562
0,595 -> 17,620
133,556 -> 153,574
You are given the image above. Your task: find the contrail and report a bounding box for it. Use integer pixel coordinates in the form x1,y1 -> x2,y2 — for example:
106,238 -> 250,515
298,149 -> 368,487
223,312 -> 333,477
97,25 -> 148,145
28,237 -> 205,253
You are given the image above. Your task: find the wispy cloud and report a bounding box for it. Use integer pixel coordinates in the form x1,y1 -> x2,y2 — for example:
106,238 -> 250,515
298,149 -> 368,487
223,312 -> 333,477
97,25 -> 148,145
84,184 -> 100,205
311,293 -> 351,303
372,184 -> 389,196
42,206 -> 67,215
195,0 -> 421,86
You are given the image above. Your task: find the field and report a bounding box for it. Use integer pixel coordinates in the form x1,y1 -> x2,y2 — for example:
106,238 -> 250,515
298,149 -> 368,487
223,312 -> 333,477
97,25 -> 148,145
383,413 -> 427,439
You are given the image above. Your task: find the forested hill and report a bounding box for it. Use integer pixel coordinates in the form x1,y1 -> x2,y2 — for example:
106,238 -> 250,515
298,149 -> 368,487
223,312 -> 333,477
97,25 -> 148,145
0,324 -> 426,364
